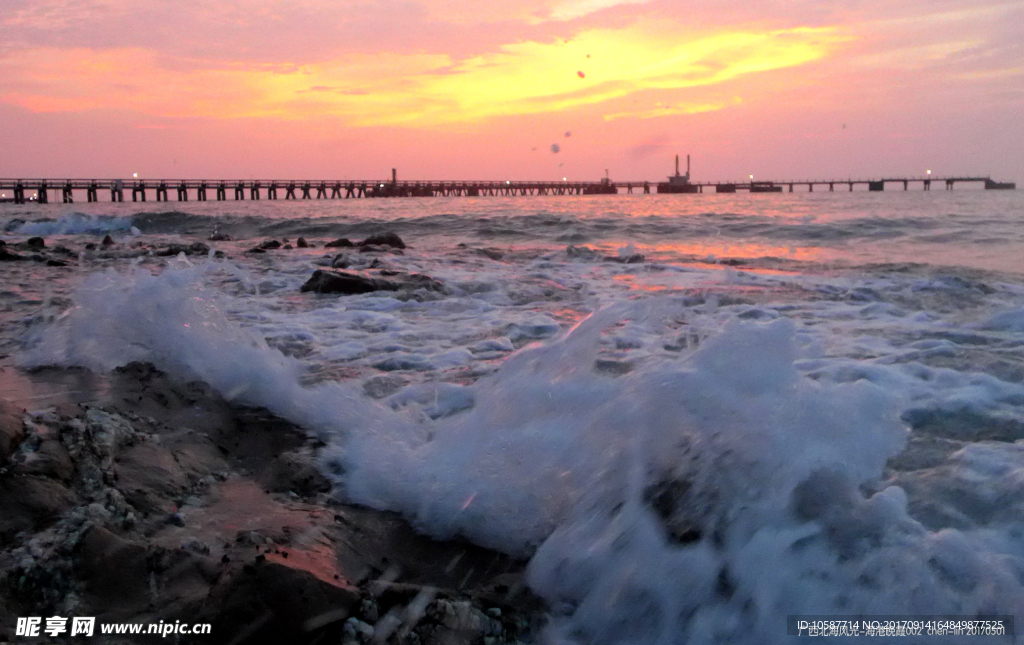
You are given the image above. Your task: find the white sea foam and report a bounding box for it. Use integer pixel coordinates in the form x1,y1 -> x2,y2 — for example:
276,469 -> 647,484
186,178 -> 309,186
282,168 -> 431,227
8,212 -> 135,236
20,259 -> 1024,644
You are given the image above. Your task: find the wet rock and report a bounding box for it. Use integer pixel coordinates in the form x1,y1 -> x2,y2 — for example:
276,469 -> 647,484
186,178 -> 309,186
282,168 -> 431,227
260,449 -> 333,498
331,254 -> 351,269
0,476 -> 78,543
604,253 -> 645,264
84,243 -> 97,250
283,244 -> 293,250
325,238 -> 355,248
0,247 -> 25,261
156,242 -> 211,256
202,560 -> 359,645
296,237 -> 309,248
76,526 -> 217,618
300,270 -> 403,295
247,247 -> 267,254
209,231 -> 232,241
259,240 -> 282,250
46,259 -> 68,267
360,231 -> 405,249
476,248 -> 504,261
16,438 -> 75,482
565,244 -> 598,260
101,234 -> 115,246
0,400 -> 24,464
26,236 -> 45,249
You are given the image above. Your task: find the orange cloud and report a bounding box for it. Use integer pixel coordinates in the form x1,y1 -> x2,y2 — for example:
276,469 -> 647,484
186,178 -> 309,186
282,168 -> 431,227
0,21 -> 843,127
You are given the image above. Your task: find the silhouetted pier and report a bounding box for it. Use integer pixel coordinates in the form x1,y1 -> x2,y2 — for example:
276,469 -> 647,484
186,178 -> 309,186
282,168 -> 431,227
0,174 -> 1013,204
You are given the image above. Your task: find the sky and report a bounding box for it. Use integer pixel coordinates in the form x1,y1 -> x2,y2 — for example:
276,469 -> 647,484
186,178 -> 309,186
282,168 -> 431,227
1,0 -> 1022,182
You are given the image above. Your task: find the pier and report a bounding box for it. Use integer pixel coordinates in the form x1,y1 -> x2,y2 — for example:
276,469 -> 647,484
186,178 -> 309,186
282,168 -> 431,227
0,174 -> 1014,204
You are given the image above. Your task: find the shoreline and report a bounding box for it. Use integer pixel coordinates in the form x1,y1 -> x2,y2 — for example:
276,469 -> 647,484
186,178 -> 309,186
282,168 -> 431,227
0,363 -> 542,644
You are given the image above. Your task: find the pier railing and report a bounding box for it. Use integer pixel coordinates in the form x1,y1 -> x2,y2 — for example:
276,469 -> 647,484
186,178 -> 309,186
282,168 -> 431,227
0,175 -> 1013,204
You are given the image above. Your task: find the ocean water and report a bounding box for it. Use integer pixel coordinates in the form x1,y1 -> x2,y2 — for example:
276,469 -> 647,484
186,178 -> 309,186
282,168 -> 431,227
5,189 -> 1024,642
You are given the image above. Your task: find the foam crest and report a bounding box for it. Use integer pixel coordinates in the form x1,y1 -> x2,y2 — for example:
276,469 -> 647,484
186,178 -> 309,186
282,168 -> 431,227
8,212 -> 135,236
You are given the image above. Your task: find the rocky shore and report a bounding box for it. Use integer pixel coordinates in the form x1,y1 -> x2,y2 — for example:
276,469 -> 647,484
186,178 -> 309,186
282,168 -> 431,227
0,363 -> 542,644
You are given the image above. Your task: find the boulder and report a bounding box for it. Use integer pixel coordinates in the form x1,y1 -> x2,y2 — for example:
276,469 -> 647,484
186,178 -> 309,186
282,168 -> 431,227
324,238 -> 354,248
296,237 -> 309,248
0,248 -> 24,261
0,400 -> 24,463
202,560 -> 359,645
300,271 -> 398,295
26,236 -> 45,249
101,234 -> 115,246
156,242 -> 211,257
359,232 -> 405,249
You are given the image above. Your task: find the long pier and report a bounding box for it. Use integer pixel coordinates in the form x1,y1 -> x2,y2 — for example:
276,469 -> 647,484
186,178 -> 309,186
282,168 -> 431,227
0,175 -> 1014,204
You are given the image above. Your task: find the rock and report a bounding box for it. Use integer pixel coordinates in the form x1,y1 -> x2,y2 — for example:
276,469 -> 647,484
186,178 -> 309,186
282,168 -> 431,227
26,236 -> 45,249
16,438 -> 75,482
76,526 -> 218,618
101,234 -> 115,246
325,238 -> 355,248
0,476 -> 78,543
360,231 -> 405,249
0,400 -> 24,463
209,231 -> 232,241
476,248 -> 504,261
0,248 -> 25,261
156,242 -> 211,256
283,244 -> 292,250
604,253 -> 645,264
300,270 -> 445,296
247,247 -> 266,254
259,240 -> 282,250
296,237 -> 309,248
84,243 -> 97,250
46,259 -> 68,267
260,449 -> 332,498
331,254 -> 351,269
202,560 -> 359,645
300,270 -> 397,295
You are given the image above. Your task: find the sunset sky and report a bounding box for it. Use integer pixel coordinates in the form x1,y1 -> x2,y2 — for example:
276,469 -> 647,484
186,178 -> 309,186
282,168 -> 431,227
2,0 -> 1022,182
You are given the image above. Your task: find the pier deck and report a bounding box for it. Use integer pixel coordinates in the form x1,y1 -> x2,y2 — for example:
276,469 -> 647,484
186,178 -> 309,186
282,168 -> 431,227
0,175 -> 1013,204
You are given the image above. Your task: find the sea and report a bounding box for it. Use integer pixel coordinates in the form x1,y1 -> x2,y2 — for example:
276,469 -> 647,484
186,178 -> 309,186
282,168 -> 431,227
3,188 -> 1024,643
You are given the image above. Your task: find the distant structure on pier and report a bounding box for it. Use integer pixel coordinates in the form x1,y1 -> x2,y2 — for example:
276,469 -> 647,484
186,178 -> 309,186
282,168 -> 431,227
658,155 -> 698,194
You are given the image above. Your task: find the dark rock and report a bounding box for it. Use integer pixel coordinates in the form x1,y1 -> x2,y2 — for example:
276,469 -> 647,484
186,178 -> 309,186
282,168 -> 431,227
300,270 -> 445,296
202,560 -> 359,645
604,253 -> 645,264
283,244 -> 292,250
16,439 -> 74,481
46,259 -> 68,267
156,242 -> 211,257
476,248 -> 504,261
0,476 -> 78,543
324,238 -> 354,248
360,231 -> 405,249
259,240 -> 282,250
209,232 -> 232,241
52,245 -> 75,256
296,237 -> 309,248
247,247 -> 267,254
0,248 -> 24,261
300,270 -> 397,295
26,236 -> 45,249
76,526 -> 218,619
101,234 -> 115,246
84,243 -> 97,250
330,254 -> 350,269
0,400 -> 24,464
260,450 -> 332,497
